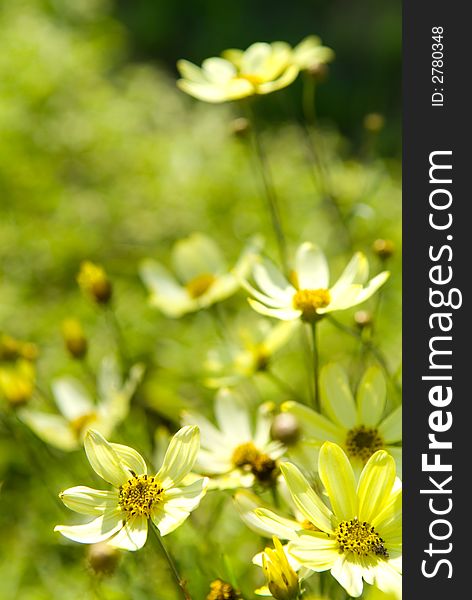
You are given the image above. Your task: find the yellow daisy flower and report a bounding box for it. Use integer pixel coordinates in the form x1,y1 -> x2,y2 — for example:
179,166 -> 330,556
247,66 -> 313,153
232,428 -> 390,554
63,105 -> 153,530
244,242 -> 389,322
282,364 -> 402,477
283,443 -> 402,598
140,233 -> 259,318
255,536 -> 300,599
181,388 -> 285,489
19,357 -> 144,451
55,426 -> 208,550
177,42 -> 299,103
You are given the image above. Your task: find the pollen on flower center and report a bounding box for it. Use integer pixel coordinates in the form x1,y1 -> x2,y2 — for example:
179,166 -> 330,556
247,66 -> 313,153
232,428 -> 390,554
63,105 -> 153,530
232,442 -> 278,484
335,518 -> 388,558
186,273 -> 216,298
345,425 -> 383,462
118,474 -> 164,518
292,288 -> 331,321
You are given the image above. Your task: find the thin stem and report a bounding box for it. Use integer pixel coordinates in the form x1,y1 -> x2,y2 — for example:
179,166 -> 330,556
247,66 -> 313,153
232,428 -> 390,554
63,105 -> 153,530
310,321 -> 320,411
106,306 -> 128,367
151,526 -> 192,600
302,74 -> 317,127
243,103 -> 288,274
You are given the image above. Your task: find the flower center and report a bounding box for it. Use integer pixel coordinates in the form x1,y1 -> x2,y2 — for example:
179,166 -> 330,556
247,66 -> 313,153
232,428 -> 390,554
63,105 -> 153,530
118,474 -> 164,518
335,518 -> 388,558
70,413 -> 98,439
292,288 -> 331,321
345,425 -> 383,462
185,273 -> 216,298
232,442 -> 278,484
207,579 -> 241,600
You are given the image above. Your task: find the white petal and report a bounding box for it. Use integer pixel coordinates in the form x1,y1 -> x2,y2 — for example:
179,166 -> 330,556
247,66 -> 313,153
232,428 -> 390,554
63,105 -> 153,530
372,561 -> 402,598
163,477 -> 208,512
295,243 -> 329,289
320,364 -> 357,429
354,271 -> 390,305
176,59 -> 207,83
139,259 -> 186,299
18,410 -> 78,451
356,366 -> 387,427
52,377 -> 93,421
202,57 -> 236,84
214,388 -> 251,443
248,299 -> 301,321
378,406 -> 402,443
151,503 -> 192,536
254,403 -> 274,447
55,509 -> 123,544
280,462 -> 333,533
287,532 -> 339,570
108,514 -> 148,551
156,426 -> 200,488
181,410 -> 226,453
59,486 -> 118,516
329,253 -> 369,297
110,442 -> 147,477
253,508 -> 303,540
252,261 -> 294,301
84,430 -> 130,487
331,556 -> 364,598
194,448 -> 233,474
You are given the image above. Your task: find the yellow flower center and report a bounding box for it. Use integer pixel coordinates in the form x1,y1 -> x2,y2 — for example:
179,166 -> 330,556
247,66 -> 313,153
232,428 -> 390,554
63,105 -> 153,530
70,413 -> 98,439
335,518 -> 388,558
240,73 -> 264,86
345,426 -> 383,463
118,474 -> 164,518
185,273 -> 216,298
292,288 -> 331,321
207,579 -> 241,600
231,442 -> 278,484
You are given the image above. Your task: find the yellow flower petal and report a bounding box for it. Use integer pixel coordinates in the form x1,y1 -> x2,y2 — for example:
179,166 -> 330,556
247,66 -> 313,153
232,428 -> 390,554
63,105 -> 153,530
357,450 -> 396,524
356,366 -> 387,427
318,442 -> 357,521
320,365 -> 357,429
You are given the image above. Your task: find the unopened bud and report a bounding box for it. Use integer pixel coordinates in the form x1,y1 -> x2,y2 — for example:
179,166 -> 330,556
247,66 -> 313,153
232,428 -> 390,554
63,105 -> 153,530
372,239 -> 395,260
306,63 -> 329,81
230,117 -> 251,137
87,542 -> 120,576
271,413 -> 300,445
77,261 -> 112,305
207,579 -> 242,600
262,537 -> 299,600
0,361 -> 35,406
62,319 -> 88,359
354,310 -> 373,329
364,113 -> 385,133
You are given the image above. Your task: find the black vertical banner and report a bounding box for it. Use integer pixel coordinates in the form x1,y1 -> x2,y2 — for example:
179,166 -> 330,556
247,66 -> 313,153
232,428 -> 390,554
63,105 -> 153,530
403,1 -> 467,598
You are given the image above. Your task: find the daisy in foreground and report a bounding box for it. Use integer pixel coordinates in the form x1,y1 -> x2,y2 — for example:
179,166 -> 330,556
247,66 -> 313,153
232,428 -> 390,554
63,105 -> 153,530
244,242 -> 389,322
55,426 -> 208,550
282,442 -> 402,598
282,364 -> 402,477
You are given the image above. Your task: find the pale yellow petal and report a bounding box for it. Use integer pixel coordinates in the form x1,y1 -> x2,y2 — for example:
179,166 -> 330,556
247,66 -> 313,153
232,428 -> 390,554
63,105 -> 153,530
357,450 -> 396,524
319,442 -> 357,521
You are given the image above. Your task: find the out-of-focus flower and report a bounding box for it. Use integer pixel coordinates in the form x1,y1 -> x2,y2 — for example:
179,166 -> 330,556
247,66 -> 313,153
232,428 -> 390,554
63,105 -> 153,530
283,443 -> 402,599
55,426 -> 208,550
255,537 -> 299,599
207,579 -> 242,600
282,365 -> 402,477
292,35 -> 334,74
177,42 -> 299,103
0,334 -> 37,407
62,318 -> 88,359
140,233 -> 260,318
19,357 -> 144,451
364,113 -> 385,133
182,389 -> 285,489
244,242 -> 389,322
204,319 -> 295,387
354,310 -> 373,329
77,261 -> 113,305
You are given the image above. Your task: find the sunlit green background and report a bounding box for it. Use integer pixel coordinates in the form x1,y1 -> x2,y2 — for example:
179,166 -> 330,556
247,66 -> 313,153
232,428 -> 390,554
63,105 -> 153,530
0,0 -> 401,598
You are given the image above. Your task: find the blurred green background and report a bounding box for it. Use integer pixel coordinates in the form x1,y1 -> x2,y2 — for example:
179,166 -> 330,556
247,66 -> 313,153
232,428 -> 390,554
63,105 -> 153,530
0,0 -> 401,598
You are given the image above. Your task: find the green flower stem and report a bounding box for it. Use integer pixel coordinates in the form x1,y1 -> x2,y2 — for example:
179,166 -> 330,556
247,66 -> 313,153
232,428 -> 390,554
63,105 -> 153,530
302,74 -> 317,127
151,526 -> 192,600
310,321 -> 320,411
105,306 -> 128,367
243,103 -> 288,275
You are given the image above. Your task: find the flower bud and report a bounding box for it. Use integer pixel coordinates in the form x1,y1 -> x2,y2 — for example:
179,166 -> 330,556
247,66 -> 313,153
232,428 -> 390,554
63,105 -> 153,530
364,113 -> 385,133
0,360 -> 35,406
87,542 -> 120,576
271,413 -> 300,445
372,239 -> 395,260
62,319 -> 88,359
230,117 -> 251,137
77,261 -> 112,305
207,579 -> 242,600
354,310 -> 373,329
262,537 -> 299,600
